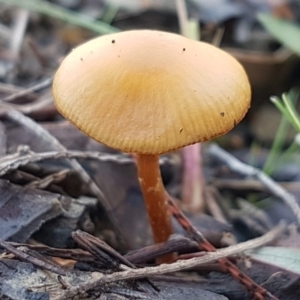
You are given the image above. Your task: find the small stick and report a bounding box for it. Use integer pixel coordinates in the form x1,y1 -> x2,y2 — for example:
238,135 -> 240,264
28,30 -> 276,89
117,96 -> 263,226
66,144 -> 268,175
125,235 -> 198,264
9,8 -> 29,60
72,230 -> 134,270
0,239 -> 68,276
7,235 -> 198,266
0,96 -> 53,115
204,186 -> 228,224
208,143 -> 300,224
52,222 -> 285,300
26,169 -> 69,189
0,82 -> 25,94
211,178 -> 300,195
8,242 -> 94,262
166,193 -> 280,300
175,0 -> 189,37
0,77 -> 52,102
0,147 -> 173,176
6,8 -> 29,82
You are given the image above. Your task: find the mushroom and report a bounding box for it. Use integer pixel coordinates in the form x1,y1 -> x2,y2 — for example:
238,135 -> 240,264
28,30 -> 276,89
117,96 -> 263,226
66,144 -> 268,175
52,30 -> 251,252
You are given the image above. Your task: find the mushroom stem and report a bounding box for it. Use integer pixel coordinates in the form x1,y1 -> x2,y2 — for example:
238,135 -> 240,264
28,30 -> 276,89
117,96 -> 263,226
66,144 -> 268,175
136,154 -> 174,246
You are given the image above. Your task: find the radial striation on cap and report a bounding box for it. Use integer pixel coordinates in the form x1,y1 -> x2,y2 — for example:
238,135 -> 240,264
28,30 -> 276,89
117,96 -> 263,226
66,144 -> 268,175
53,30 -> 251,155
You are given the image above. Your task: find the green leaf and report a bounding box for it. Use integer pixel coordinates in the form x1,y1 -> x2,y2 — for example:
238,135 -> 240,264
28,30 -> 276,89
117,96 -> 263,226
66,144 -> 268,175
258,13 -> 300,56
248,246 -> 300,275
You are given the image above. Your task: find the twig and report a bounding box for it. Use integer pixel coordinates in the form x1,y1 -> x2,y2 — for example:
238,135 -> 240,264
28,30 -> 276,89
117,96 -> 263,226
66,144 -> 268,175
0,239 -> 68,276
72,230 -> 135,270
6,7 -> 29,82
0,82 -> 25,94
204,187 -> 228,224
0,96 -> 53,116
53,222 -> 286,300
8,242 -> 94,262
208,143 -> 300,224
125,235 -> 198,264
212,27 -> 225,47
0,77 -> 52,102
166,192 -> 278,300
175,0 -> 189,37
210,178 -> 300,193
8,235 -> 198,266
0,147 -> 173,176
72,230 -> 162,296
9,8 -> 29,60
26,169 -> 69,189
237,198 -> 273,230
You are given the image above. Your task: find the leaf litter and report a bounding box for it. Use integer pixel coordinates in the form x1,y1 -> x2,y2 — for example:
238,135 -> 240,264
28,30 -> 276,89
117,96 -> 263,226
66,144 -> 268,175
0,1 -> 299,300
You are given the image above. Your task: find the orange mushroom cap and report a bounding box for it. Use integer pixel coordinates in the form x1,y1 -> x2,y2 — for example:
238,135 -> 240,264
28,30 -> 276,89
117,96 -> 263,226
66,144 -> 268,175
53,30 -> 251,155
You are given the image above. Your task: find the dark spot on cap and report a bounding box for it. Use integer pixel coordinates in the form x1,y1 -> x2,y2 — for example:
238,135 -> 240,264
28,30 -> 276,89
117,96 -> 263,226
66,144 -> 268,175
180,128 -> 183,133
220,112 -> 225,117
183,48 -> 186,51
112,40 -> 115,44
234,119 -> 237,126
80,57 -> 83,61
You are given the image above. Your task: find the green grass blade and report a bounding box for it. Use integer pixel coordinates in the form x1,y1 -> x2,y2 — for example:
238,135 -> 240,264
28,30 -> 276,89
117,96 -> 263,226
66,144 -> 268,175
0,0 -> 119,35
263,113 -> 290,175
282,93 -> 300,132
270,96 -> 294,124
266,90 -> 300,175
